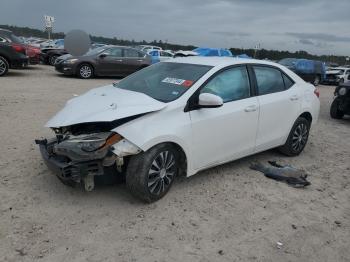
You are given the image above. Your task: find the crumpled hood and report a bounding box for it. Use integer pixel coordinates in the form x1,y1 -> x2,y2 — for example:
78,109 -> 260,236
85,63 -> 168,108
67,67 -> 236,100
46,84 -> 166,128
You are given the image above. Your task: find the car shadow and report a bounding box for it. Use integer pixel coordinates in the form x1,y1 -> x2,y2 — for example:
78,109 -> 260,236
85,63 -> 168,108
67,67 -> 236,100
5,71 -> 26,77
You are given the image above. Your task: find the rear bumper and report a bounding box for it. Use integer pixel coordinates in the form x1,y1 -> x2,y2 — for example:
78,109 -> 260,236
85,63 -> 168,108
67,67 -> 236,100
10,56 -> 29,68
37,139 -> 104,185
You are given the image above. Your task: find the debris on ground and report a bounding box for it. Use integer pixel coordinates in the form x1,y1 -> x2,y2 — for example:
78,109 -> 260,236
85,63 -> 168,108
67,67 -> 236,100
250,161 -> 311,187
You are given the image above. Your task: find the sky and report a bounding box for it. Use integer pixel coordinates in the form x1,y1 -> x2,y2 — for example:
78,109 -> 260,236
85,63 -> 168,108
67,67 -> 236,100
1,0 -> 349,56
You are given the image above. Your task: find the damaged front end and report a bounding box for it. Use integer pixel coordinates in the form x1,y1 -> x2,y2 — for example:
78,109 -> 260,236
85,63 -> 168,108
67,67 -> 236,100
36,128 -> 141,191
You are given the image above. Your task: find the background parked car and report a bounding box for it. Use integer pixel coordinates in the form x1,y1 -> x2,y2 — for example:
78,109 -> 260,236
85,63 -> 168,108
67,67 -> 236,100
147,49 -> 174,63
54,45 -> 151,78
0,28 -> 29,76
136,45 -> 162,53
174,47 -> 233,57
323,67 -> 350,85
25,44 -> 41,64
278,58 -> 326,86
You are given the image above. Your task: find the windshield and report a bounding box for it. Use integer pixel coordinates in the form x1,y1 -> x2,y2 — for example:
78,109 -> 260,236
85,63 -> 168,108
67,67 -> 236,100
10,34 -> 23,43
114,62 -> 213,102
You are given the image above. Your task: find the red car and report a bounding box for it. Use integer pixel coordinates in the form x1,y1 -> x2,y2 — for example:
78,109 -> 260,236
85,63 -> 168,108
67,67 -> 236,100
26,45 -> 41,65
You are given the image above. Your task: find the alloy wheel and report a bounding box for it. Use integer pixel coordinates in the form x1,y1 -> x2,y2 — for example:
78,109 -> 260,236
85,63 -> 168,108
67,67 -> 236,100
79,65 -> 92,78
0,58 -> 7,75
147,151 -> 176,195
291,123 -> 308,152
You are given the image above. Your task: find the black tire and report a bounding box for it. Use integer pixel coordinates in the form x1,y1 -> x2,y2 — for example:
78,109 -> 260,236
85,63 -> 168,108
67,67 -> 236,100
0,56 -> 9,77
313,75 -> 321,86
49,55 -> 59,66
330,99 -> 344,119
279,117 -> 311,156
126,143 -> 179,203
77,63 -> 94,79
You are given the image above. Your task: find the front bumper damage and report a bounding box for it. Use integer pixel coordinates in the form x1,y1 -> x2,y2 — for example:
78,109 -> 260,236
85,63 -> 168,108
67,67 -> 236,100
36,132 -> 141,191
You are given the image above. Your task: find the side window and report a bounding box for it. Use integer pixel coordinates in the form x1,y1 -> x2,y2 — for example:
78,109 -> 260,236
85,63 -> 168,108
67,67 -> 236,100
254,66 -> 285,95
106,48 -> 123,57
124,48 -> 140,58
200,66 -> 250,103
282,73 -> 294,89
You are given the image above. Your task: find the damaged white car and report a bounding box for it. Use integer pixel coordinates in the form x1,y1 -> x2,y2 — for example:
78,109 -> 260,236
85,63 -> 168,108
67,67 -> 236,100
36,57 -> 320,202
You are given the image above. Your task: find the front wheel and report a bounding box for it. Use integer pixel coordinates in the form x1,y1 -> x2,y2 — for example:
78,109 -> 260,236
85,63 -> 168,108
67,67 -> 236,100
279,117 -> 311,156
126,143 -> 179,202
0,56 -> 9,76
77,64 -> 94,79
330,99 -> 344,119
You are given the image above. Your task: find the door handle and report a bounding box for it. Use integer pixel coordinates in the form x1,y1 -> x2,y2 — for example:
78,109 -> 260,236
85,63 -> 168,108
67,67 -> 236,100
137,59 -> 143,62
244,105 -> 258,112
115,59 -> 123,62
290,95 -> 299,101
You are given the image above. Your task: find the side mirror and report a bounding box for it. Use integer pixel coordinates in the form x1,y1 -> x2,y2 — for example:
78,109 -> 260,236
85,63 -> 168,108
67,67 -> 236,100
198,93 -> 223,108
99,53 -> 108,58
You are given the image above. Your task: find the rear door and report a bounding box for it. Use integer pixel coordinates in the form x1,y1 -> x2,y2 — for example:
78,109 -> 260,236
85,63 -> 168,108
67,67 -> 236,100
190,66 -> 259,170
123,48 -> 145,74
97,47 -> 124,76
252,65 -> 301,152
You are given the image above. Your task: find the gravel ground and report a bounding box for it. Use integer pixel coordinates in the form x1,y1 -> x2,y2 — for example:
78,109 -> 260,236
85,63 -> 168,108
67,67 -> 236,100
0,65 -> 349,262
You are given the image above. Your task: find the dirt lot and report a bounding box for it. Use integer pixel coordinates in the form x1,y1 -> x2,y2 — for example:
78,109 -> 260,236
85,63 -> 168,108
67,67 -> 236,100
0,65 -> 349,262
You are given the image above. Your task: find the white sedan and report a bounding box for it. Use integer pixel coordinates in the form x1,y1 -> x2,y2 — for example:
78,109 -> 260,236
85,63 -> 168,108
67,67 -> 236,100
37,57 -> 320,202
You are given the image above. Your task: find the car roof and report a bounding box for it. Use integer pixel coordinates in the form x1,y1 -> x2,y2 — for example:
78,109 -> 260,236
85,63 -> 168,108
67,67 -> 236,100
166,56 -> 280,67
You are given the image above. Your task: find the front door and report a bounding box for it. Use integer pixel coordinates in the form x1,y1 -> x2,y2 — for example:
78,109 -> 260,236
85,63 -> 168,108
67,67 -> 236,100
97,47 -> 125,76
190,66 -> 259,170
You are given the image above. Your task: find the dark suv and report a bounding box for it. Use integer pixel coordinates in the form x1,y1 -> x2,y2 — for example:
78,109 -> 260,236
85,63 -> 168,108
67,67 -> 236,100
54,45 -> 151,78
0,29 -> 29,76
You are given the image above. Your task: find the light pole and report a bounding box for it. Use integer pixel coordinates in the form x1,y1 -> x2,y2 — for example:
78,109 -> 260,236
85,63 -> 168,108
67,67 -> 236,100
44,15 -> 55,40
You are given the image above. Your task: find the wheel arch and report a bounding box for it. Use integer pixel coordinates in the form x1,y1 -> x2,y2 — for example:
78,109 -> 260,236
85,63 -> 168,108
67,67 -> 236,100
299,111 -> 312,124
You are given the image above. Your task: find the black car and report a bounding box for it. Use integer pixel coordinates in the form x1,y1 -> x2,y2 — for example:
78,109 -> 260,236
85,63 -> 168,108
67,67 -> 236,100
0,28 -> 29,76
41,47 -> 68,66
54,45 -> 151,79
330,82 -> 350,119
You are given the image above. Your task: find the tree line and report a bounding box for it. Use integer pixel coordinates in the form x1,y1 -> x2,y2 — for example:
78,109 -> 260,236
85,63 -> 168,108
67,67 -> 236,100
1,24 -> 347,65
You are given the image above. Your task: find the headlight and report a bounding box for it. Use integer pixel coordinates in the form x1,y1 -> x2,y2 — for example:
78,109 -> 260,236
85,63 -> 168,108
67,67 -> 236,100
338,87 -> 347,96
67,133 -> 122,152
64,58 -> 78,64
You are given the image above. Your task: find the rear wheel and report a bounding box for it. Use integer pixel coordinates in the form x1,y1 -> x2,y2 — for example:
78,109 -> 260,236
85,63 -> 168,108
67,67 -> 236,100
279,117 -> 311,156
0,56 -> 9,76
330,99 -> 344,119
78,64 -> 94,79
126,143 -> 179,202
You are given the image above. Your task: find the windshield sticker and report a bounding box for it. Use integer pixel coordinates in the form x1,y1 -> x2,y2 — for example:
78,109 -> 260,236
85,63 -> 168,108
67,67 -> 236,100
162,77 -> 186,85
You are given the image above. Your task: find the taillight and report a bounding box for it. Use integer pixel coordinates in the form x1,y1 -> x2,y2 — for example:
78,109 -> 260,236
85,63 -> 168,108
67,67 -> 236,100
314,88 -> 320,98
11,43 -> 26,54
